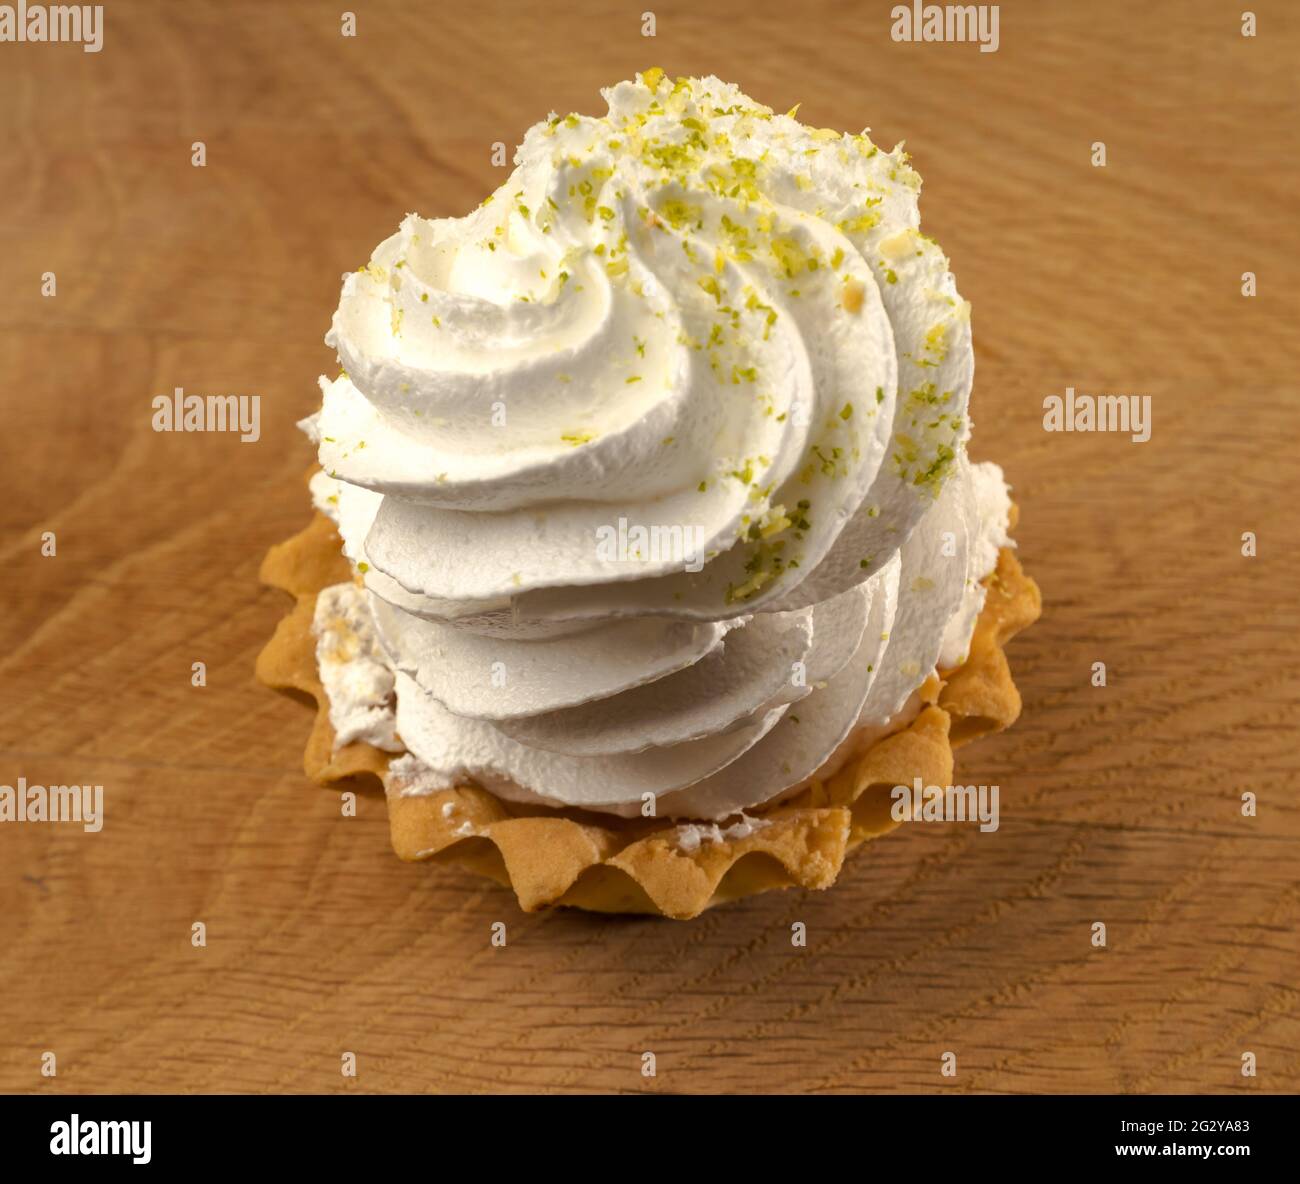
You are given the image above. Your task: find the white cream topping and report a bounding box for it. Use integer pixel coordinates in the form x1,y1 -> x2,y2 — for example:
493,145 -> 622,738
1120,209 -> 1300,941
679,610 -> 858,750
675,814 -> 770,854
938,459 -> 1013,669
311,583 -> 404,752
305,72 -> 1012,820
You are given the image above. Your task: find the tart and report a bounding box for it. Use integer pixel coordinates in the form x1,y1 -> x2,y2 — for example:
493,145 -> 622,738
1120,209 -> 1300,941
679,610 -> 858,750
258,70 -> 1041,918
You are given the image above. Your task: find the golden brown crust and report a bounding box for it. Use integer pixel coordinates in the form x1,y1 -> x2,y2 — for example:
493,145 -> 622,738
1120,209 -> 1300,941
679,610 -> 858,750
257,511 -> 1040,919
938,548 -> 1042,747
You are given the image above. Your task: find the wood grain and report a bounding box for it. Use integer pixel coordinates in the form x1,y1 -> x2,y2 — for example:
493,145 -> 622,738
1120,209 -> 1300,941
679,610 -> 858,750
1,0 -> 1297,1094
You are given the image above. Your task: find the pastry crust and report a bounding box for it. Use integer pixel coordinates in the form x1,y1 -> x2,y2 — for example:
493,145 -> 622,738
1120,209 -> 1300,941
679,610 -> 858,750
257,509 -> 1040,919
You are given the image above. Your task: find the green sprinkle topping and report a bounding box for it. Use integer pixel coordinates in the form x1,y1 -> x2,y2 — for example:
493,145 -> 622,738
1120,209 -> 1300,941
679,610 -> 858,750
658,198 -> 703,229
838,209 -> 882,234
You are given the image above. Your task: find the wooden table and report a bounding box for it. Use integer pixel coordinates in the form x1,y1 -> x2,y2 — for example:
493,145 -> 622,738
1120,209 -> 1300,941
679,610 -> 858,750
2,0 -> 1296,1094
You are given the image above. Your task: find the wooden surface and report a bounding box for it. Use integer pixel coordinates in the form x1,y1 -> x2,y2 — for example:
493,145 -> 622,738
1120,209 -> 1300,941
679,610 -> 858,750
2,0 -> 1297,1094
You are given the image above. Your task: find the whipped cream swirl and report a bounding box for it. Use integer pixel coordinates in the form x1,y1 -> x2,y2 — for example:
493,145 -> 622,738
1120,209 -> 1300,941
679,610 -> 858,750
304,71 -> 1013,820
